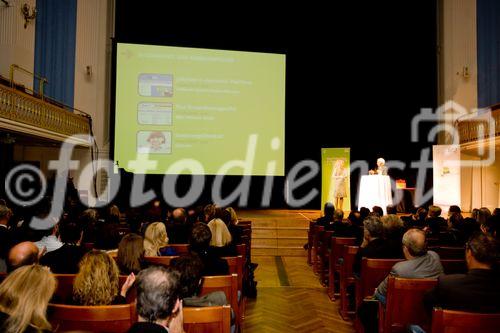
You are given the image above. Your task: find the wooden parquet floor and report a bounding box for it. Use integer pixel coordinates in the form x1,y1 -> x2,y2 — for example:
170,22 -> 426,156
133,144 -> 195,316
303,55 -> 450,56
242,256 -> 354,333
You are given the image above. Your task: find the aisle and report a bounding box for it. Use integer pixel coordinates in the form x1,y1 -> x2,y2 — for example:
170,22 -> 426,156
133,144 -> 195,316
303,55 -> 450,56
242,256 -> 355,333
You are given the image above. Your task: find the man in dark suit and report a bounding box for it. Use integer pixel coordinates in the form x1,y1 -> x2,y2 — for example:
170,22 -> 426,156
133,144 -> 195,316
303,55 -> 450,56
189,222 -> 229,276
166,208 -> 191,244
425,205 -> 447,235
40,220 -> 87,273
424,232 -> 500,313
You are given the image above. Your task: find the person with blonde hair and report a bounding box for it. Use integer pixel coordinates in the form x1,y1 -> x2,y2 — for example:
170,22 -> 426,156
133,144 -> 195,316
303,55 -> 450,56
207,217 -> 233,247
73,250 -> 135,306
143,222 -> 169,256
225,207 -> 239,225
0,264 -> 56,333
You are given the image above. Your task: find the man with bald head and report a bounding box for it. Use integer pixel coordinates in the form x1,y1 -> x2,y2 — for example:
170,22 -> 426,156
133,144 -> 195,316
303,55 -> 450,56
359,229 -> 444,333
7,241 -> 40,273
166,208 -> 190,244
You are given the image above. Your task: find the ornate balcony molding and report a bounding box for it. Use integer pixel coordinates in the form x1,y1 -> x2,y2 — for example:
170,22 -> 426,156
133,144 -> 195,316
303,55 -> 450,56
457,108 -> 500,145
0,84 -> 91,146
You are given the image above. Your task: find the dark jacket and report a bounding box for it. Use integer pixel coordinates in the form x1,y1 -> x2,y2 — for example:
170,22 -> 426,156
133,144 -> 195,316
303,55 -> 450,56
424,269 -> 500,313
353,238 -> 404,275
128,322 -> 168,333
40,244 -> 88,274
166,223 -> 190,244
195,249 -> 230,276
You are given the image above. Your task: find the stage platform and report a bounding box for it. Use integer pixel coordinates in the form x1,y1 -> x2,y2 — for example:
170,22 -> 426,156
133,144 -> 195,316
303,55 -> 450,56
239,209 -> 321,257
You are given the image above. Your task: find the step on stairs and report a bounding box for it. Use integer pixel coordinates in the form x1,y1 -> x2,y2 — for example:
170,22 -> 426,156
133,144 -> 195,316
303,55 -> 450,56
250,217 -> 310,257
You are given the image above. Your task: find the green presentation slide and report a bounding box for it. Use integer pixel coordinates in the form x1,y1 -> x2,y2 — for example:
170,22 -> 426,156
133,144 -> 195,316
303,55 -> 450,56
114,43 -> 286,176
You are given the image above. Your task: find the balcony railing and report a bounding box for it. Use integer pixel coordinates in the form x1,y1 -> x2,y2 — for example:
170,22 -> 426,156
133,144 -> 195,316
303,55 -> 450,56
457,106 -> 500,144
0,84 -> 90,142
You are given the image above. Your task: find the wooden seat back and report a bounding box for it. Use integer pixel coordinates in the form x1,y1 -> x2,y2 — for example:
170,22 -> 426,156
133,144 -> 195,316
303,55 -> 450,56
339,245 -> 360,319
312,225 -> 324,273
222,255 -> 244,291
183,305 -> 231,333
327,237 -> 356,299
307,220 -> 315,265
51,274 -> 130,304
160,244 -> 190,255
430,246 -> 465,259
356,258 -> 403,307
48,303 -> 136,332
384,277 -> 437,333
200,274 -> 239,325
144,256 -> 179,268
431,308 -> 500,333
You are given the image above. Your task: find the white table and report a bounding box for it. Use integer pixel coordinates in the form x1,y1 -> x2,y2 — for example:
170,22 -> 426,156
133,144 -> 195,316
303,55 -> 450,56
358,175 -> 393,214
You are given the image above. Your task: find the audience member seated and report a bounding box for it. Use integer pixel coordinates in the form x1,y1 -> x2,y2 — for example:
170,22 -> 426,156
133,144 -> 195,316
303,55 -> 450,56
376,229 -> 443,303
79,208 -> 99,244
34,222 -> 63,254
347,211 -> 364,245
171,254 -> 228,307
208,208 -> 238,257
426,205 -> 447,235
226,207 -> 239,225
476,207 -> 492,226
72,250 -> 134,305
354,215 -> 403,275
359,207 -> 371,223
493,208 -> 500,217
316,203 -> 335,228
144,222 -> 172,256
189,223 -> 229,276
424,232 -> 500,313
372,206 -> 384,217
40,220 -> 87,274
222,209 -> 242,245
358,229 -> 443,333
324,208 -> 344,233
94,219 -> 122,252
381,214 -> 405,258
403,207 -> 427,229
166,208 -> 191,244
0,265 -> 56,333
128,266 -> 183,333
7,242 -> 40,273
117,233 -> 145,275
204,204 -> 216,223
386,205 -> 398,215
0,205 -> 13,273
481,215 -> 500,240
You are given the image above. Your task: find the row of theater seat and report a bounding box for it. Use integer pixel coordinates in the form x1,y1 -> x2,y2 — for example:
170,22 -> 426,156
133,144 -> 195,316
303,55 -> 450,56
307,222 -> 500,333
0,221 -> 253,333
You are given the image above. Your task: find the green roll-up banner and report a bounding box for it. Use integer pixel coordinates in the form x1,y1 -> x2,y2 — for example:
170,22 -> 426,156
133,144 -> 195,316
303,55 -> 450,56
321,148 -> 351,212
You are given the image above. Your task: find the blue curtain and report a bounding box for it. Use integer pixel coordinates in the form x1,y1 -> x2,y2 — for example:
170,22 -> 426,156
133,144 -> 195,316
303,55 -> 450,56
477,0 -> 500,108
34,0 -> 77,109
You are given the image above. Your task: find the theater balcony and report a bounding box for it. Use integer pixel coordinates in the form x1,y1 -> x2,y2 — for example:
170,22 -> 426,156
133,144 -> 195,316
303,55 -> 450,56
457,104 -> 500,150
0,69 -> 91,146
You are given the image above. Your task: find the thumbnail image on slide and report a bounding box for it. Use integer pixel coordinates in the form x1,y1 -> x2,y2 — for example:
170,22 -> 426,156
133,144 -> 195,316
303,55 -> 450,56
137,102 -> 173,125
137,131 -> 172,154
138,74 -> 173,97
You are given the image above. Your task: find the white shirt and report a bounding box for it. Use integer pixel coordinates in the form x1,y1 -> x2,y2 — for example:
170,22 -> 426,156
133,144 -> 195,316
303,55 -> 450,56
35,235 -> 63,253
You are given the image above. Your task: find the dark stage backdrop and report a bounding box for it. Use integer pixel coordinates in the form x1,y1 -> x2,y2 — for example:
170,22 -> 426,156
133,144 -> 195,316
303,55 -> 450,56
112,2 -> 438,209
